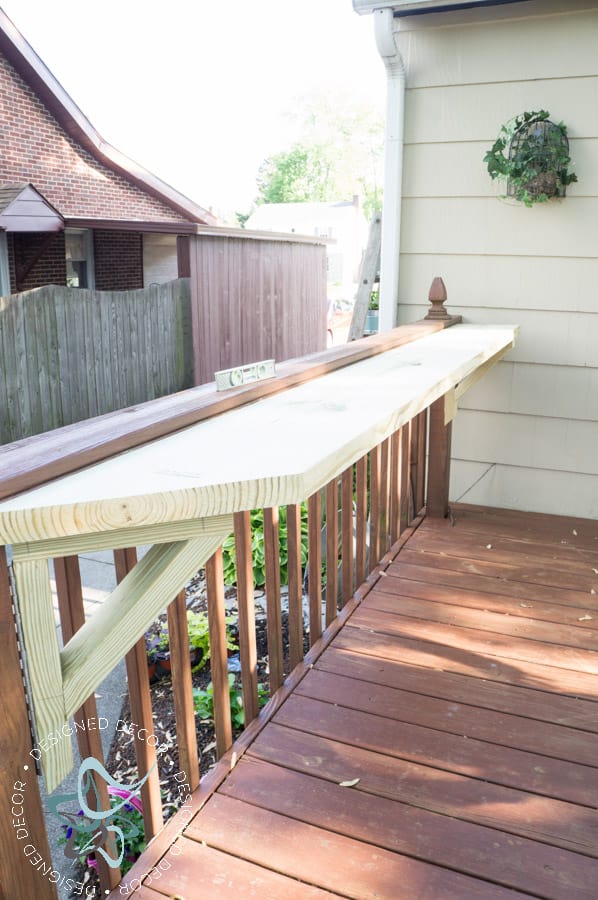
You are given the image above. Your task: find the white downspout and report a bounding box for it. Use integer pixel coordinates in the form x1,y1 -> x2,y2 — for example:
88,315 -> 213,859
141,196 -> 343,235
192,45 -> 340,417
374,8 -> 406,332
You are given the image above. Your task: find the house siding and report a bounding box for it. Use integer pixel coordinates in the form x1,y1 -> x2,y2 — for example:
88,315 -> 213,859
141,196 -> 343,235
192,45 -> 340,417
394,1 -> 598,518
0,54 -> 184,222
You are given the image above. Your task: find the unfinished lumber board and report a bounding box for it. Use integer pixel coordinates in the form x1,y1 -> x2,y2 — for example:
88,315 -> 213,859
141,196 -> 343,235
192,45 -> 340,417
10,513 -> 234,562
12,557 -> 72,791
62,529 -> 232,719
0,550 -> 56,900
0,324 -> 518,546
0,319 -> 451,503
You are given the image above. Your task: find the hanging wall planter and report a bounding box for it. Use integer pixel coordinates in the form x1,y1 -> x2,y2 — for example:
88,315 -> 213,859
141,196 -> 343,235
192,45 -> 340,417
483,110 -> 577,207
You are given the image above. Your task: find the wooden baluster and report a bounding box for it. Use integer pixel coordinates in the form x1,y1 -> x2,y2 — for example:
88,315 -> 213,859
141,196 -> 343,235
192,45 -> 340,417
389,429 -> 401,545
399,422 -> 411,534
355,455 -> 368,586
286,504 -> 305,671
325,478 -> 339,627
412,410 -> 428,517
167,590 -> 200,791
0,548 -> 56,900
233,511 -> 259,725
427,397 -> 452,518
369,444 -> 382,571
54,556 -> 121,892
263,507 -> 284,692
380,438 -> 391,553
341,467 -> 354,606
113,548 -> 163,841
307,491 -> 323,646
205,549 -> 232,757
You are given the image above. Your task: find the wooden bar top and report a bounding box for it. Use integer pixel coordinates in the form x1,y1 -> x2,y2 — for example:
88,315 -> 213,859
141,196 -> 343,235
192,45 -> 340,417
0,324 -> 517,546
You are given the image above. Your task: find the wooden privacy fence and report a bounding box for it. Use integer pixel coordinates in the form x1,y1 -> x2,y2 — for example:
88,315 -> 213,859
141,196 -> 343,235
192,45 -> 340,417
181,229 -> 328,386
0,292 -> 517,899
0,279 -> 193,443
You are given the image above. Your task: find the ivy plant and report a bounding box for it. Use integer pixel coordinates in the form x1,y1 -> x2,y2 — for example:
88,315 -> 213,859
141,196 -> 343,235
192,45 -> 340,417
483,110 -> 577,206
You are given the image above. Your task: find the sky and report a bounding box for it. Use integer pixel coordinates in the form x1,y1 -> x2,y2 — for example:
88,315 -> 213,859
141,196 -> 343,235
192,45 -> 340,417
1,1 -> 386,219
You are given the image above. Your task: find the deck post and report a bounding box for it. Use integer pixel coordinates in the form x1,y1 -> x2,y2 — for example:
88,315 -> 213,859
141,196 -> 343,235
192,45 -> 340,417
425,277 -> 460,517
0,548 -> 57,900
426,397 -> 452,517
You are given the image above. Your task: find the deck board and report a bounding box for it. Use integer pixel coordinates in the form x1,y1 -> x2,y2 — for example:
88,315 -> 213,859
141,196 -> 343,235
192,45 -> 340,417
118,505 -> 598,899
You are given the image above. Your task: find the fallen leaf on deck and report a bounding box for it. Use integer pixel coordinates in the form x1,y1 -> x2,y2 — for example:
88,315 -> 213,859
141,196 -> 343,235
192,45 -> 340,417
486,544 -> 492,550
339,777 -> 360,788
578,615 -> 592,621
573,529 -> 578,536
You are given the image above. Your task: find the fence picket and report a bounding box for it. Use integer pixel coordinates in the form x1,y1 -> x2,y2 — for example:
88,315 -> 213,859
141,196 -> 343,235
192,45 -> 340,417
0,281 -> 194,442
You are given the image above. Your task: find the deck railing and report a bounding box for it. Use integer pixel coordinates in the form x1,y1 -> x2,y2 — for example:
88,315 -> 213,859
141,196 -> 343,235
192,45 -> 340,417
0,282 -> 517,899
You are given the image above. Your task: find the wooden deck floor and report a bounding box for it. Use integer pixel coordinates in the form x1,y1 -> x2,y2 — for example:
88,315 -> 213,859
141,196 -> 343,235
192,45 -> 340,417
125,505 -> 598,900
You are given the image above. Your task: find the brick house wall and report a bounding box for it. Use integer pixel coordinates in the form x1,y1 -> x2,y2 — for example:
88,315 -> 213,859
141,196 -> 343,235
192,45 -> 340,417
8,232 -> 66,292
0,55 -> 185,222
94,231 -> 143,290
0,46 -> 200,294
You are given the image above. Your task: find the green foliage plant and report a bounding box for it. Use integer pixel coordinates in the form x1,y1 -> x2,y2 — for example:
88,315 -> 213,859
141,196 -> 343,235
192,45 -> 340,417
146,612 -> 238,672
185,610 -> 238,670
222,505 -> 308,588
193,675 -> 269,729
368,289 -> 379,311
483,110 -> 577,207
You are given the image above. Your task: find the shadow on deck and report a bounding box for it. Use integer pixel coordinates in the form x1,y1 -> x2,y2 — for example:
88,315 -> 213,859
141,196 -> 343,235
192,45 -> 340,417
116,505 -> 598,899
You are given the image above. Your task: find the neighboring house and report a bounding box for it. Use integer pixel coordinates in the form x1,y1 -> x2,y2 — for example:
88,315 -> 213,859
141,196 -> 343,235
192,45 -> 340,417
0,7 -> 216,296
353,0 -> 598,519
246,197 -> 368,299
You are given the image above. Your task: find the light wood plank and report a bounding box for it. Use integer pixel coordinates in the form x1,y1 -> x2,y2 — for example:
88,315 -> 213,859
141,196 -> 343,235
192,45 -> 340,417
12,557 -> 72,792
61,528 -> 231,719
11,513 -> 233,562
0,325 -> 518,545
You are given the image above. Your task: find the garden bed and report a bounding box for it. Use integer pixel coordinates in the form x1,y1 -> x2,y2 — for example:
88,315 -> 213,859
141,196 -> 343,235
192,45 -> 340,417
69,571 -> 307,897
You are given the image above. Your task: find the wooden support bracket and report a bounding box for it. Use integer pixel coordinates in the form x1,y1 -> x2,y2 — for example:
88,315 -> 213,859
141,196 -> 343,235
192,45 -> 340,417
12,520 -> 232,792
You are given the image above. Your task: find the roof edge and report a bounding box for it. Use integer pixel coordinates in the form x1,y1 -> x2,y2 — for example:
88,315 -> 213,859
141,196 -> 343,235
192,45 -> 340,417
353,0 -> 530,14
0,9 -> 218,226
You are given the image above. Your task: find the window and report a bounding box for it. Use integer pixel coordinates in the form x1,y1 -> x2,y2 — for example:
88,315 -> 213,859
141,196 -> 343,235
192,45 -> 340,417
65,229 -> 94,288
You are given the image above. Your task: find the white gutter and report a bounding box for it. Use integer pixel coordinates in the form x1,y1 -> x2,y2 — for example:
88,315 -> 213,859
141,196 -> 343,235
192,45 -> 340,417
374,8 -> 406,332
